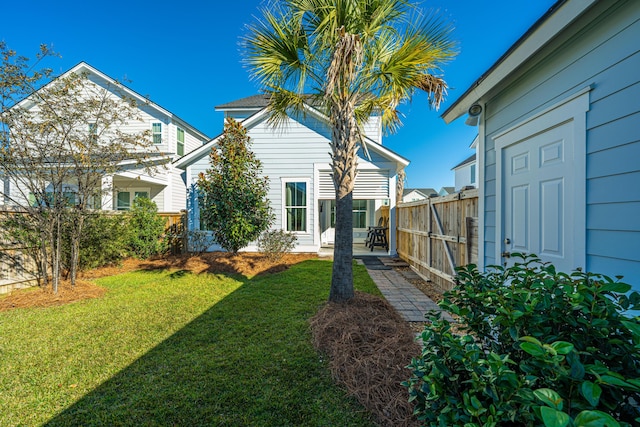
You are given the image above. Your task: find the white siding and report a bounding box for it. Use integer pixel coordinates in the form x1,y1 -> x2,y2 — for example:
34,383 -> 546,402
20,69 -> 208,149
482,0 -> 640,286
185,112 -> 399,252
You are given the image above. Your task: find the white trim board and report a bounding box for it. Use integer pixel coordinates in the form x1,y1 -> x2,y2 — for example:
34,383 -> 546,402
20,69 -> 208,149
492,89 -> 590,270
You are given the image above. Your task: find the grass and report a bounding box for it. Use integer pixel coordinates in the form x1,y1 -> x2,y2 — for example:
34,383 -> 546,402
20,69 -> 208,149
0,260 -> 381,426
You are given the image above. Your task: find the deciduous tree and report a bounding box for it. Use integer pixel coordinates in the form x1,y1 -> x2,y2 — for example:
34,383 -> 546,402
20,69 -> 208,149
0,44 -> 162,292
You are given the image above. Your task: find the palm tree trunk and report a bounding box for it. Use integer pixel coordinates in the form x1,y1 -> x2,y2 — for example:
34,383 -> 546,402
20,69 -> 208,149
330,190 -> 354,302
329,100 -> 358,303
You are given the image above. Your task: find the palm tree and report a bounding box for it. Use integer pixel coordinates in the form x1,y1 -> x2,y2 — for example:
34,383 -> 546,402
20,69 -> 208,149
244,0 -> 457,302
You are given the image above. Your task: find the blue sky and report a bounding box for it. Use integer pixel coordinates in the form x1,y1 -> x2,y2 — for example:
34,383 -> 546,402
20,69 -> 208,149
3,0 -> 555,190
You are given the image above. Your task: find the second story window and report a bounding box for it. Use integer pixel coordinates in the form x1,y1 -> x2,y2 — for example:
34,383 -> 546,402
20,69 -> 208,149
177,128 -> 185,156
152,123 -> 162,144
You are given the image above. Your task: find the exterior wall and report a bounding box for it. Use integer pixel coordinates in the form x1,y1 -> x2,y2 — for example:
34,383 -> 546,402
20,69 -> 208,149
481,0 -> 640,286
186,112 -> 399,252
402,190 -> 426,203
454,161 -> 477,191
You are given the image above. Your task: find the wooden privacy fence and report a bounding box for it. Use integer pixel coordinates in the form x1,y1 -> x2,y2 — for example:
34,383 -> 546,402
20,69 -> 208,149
0,210 -> 187,293
396,188 -> 478,291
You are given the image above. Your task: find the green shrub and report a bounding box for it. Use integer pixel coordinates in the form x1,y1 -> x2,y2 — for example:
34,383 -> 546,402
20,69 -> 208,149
257,229 -> 297,262
405,254 -> 640,427
126,197 -> 166,259
75,212 -> 130,270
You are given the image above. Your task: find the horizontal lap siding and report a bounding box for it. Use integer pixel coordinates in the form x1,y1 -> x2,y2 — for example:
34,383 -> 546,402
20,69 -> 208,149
186,114 -> 334,249
251,115 -> 332,247
483,0 -> 640,287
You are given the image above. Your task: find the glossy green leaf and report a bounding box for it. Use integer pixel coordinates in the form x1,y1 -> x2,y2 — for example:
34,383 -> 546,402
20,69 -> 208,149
551,341 -> 574,355
580,381 -> 602,407
521,342 -> 546,357
621,320 -> 640,338
534,388 -> 563,410
573,410 -> 620,427
540,407 -> 570,427
600,282 -> 631,293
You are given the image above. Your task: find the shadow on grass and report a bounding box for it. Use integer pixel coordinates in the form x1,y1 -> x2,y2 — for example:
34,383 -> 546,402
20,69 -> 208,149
44,260 -> 374,427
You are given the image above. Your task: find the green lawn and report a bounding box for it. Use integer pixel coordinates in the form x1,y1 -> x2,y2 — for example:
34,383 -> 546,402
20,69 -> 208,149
0,259 -> 380,426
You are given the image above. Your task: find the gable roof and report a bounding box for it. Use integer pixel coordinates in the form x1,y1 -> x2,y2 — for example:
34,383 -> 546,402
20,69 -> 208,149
21,62 -> 210,141
442,0 -> 598,124
215,94 -> 271,111
176,98 -> 410,169
452,153 -> 476,170
403,188 -> 437,198
439,186 -> 455,195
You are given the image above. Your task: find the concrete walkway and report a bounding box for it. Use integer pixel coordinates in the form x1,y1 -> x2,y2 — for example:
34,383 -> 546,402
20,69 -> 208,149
356,257 -> 453,323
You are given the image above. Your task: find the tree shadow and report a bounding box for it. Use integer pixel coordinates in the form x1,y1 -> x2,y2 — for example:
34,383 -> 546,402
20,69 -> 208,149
44,261 -> 372,426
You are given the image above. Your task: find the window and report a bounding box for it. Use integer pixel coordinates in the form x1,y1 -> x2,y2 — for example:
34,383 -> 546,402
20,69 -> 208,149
177,127 -> 185,156
116,190 -> 149,211
152,123 -> 162,144
470,164 -> 476,184
284,181 -> 307,232
88,123 -> 97,144
352,200 -> 367,229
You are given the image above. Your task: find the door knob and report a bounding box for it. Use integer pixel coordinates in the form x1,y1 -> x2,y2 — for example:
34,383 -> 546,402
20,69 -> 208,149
501,251 -> 511,258
504,238 -> 511,245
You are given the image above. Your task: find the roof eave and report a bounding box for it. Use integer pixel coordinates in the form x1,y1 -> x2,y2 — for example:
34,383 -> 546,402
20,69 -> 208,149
442,0 -> 596,124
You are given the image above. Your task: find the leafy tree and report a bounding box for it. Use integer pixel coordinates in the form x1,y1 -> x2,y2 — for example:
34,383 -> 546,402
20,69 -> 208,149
244,0 -> 457,302
197,118 -> 273,253
127,197 -> 166,259
0,43 -> 162,292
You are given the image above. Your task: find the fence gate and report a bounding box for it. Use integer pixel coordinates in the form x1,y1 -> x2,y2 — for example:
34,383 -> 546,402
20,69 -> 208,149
396,189 -> 478,291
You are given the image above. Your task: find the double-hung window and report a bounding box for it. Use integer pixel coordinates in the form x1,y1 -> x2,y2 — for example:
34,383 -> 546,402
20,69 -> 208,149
177,127 -> 185,156
152,123 -> 162,144
284,180 -> 308,232
352,200 -> 368,229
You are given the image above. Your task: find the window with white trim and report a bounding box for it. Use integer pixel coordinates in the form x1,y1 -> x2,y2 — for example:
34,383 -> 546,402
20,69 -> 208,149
284,180 -> 308,232
352,199 -> 367,229
177,127 -> 185,156
116,189 -> 150,211
470,164 -> 476,184
152,123 -> 162,144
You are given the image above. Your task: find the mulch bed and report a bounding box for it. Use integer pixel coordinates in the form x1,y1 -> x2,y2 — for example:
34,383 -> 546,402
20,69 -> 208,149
0,252 -> 317,312
310,291 -> 422,427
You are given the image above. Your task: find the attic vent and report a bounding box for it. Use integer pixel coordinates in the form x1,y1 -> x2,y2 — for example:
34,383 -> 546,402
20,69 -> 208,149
318,169 -> 389,199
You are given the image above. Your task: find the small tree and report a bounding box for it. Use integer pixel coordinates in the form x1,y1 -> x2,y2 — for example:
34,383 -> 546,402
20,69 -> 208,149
126,197 -> 166,259
197,118 -> 273,254
0,44 -> 163,292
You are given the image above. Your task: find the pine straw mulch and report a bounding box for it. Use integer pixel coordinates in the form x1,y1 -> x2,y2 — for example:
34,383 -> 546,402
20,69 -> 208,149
0,252 -> 317,312
310,290 -> 422,427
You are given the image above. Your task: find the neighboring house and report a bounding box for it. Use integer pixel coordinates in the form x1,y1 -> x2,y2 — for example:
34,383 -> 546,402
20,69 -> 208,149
4,62 -> 209,212
443,0 -> 640,288
438,186 -> 455,197
402,188 -> 436,203
175,94 -> 409,254
452,135 -> 479,191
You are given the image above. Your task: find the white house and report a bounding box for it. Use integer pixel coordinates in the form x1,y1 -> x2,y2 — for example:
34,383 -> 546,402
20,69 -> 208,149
175,94 -> 410,255
402,188 -> 436,203
443,0 -> 640,289
4,62 -> 209,212
452,135 -> 478,191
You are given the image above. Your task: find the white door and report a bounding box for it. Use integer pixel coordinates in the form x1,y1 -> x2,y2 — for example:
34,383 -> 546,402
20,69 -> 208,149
320,200 -> 335,246
501,121 -> 576,272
